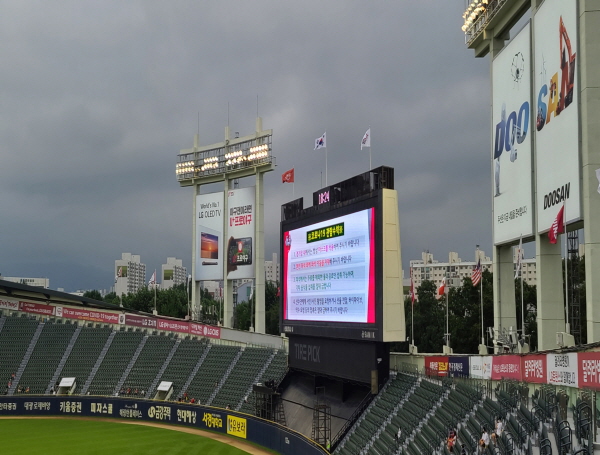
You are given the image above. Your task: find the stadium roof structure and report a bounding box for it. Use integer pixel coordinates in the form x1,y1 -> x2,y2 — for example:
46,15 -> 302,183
0,279 -> 123,312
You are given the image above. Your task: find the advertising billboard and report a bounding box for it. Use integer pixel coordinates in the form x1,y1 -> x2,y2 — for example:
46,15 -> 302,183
195,191 -> 224,281
547,352 -> 578,387
534,0 -> 580,232
492,22 -> 534,244
226,187 -> 255,280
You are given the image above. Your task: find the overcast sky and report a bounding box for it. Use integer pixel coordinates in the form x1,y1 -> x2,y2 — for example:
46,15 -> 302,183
0,1 -> 492,292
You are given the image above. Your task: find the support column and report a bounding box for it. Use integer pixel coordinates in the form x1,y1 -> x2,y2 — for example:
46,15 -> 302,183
222,127 -> 234,329
255,170 -> 266,333
191,134 -> 200,320
535,237 -> 565,349
580,2 -> 600,343
493,244 -> 517,343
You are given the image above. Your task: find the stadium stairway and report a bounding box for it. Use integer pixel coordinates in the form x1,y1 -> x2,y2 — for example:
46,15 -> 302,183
145,338 -> 182,398
45,323 -> 82,394
113,334 -> 149,395
118,334 -> 176,397
176,342 -> 212,401
8,320 -> 44,395
205,346 -> 244,406
238,349 -> 288,414
153,338 -> 210,400
80,330 -> 116,395
16,319 -> 77,394
235,348 -> 277,411
60,325 -> 112,394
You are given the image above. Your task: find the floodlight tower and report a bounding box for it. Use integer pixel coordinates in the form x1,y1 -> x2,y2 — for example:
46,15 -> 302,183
175,117 -> 274,333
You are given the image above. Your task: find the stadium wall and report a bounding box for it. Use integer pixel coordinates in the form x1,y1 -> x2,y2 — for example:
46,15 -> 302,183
0,396 -> 327,455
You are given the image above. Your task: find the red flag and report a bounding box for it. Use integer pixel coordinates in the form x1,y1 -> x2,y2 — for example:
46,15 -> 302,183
436,277 -> 446,300
410,276 -> 415,306
548,205 -> 565,244
282,168 -> 294,183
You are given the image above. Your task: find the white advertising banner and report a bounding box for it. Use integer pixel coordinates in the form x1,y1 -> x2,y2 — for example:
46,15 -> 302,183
534,0 -> 580,232
0,296 -> 19,311
492,22 -> 534,244
469,355 -> 492,380
547,352 -> 578,387
195,191 -> 224,281
226,187 -> 255,279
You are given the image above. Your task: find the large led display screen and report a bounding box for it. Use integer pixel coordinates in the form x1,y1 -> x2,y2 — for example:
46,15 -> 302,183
534,0 -> 580,232
492,22 -> 534,245
282,207 -> 375,324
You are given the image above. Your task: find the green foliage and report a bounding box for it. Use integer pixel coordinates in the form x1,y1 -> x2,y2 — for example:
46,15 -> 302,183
82,290 -> 103,301
408,270 -> 502,354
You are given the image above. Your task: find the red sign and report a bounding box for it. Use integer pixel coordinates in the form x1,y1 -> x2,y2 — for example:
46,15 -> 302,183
190,322 -> 221,339
521,354 -> 546,383
57,306 -> 120,324
20,301 -> 55,316
578,351 -> 600,389
491,355 -> 522,380
125,314 -> 158,329
157,318 -> 190,333
425,356 -> 449,377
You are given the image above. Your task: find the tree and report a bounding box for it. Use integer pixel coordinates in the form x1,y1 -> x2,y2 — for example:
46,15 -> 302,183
411,280 -> 446,353
265,282 -> 280,335
234,301 -> 251,331
83,290 -> 103,301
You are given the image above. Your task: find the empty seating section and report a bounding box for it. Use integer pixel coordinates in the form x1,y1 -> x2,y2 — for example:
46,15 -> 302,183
16,321 -> 76,394
120,335 -> 176,395
60,325 -> 112,394
238,349 -> 287,414
154,338 -> 208,399
0,315 -> 40,386
183,345 -> 241,404
87,330 -> 144,396
211,347 -> 273,409
337,373 -> 417,455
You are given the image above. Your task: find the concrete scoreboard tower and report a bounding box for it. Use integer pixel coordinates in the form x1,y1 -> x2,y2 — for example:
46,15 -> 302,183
463,0 -> 600,350
175,118 -> 274,333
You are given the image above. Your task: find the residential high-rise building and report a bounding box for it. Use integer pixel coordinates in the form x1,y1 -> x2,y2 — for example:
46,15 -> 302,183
114,253 -> 146,297
0,276 -> 49,289
264,253 -> 280,284
161,257 -> 187,289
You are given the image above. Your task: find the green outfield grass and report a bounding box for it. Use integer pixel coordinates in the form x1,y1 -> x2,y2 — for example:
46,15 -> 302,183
0,419 -> 254,455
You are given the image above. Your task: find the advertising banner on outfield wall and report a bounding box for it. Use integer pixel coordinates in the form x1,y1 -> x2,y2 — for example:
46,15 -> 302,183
469,356 -> 492,379
492,355 -> 522,380
55,306 -> 119,324
226,187 -> 255,280
195,191 -> 224,281
0,396 -> 327,455
522,354 -> 547,383
547,352 -> 578,387
534,0 -> 580,232
19,301 -> 55,316
449,357 -> 469,378
425,356 -> 449,377
492,22 -> 534,244
577,351 -> 600,389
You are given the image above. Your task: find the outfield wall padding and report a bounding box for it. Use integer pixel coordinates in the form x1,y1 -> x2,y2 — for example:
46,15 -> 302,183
0,396 -> 328,455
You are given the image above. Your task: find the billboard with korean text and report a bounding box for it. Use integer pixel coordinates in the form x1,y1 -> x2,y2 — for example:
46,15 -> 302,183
492,22 -> 534,244
226,187 -> 255,279
195,191 -> 224,281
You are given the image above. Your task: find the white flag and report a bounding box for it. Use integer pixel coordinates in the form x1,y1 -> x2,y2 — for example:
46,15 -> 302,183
149,270 -> 156,286
361,128 -> 371,150
596,168 -> 600,194
514,236 -> 523,279
314,132 -> 326,150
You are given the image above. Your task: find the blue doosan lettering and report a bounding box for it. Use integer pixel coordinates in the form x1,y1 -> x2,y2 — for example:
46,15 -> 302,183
494,101 -> 529,159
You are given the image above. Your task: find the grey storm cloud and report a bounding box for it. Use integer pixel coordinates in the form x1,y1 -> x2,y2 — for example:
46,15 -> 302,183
0,1 -> 491,291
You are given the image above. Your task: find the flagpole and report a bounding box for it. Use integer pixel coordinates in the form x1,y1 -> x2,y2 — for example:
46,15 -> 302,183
521,251 -> 525,338
154,269 -> 157,313
563,202 -> 569,334
480,271 -> 484,346
369,126 -> 372,170
446,290 -> 450,350
325,146 -> 328,186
